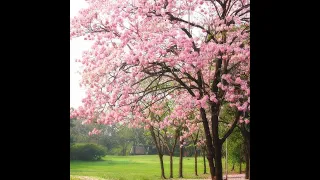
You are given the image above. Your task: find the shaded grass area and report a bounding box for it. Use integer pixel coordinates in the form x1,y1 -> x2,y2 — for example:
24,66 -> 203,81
70,155 -> 245,180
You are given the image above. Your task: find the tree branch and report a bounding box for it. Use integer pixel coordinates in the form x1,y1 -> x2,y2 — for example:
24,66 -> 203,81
231,4 -> 250,16
220,111 -> 241,144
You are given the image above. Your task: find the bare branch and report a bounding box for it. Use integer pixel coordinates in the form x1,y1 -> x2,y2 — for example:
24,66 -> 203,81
231,4 -> 250,16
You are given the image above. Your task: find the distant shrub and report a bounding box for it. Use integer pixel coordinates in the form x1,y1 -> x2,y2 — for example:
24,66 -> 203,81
70,143 -> 107,161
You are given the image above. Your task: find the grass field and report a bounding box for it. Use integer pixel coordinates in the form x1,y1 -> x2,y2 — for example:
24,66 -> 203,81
70,155 -> 245,180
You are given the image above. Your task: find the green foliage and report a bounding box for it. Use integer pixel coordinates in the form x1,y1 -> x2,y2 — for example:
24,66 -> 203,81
70,119 -> 151,156
142,130 -> 154,146
109,147 -> 124,155
70,143 -> 107,161
70,119 -> 75,147
222,128 -> 245,165
70,136 -> 74,146
70,119 -> 97,143
219,104 -> 246,167
218,104 -> 237,138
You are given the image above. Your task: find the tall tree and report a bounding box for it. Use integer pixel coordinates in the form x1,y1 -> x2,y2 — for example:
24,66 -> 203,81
116,126 -> 135,156
70,1 -> 250,180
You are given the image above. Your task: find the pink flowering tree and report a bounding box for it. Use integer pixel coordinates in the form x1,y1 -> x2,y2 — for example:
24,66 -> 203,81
70,0 -> 250,180
147,95 -> 200,178
146,100 -> 182,178
147,104 -> 169,179
178,109 -> 202,176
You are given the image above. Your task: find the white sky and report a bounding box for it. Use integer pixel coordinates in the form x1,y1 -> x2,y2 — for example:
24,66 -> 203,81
70,0 -> 92,108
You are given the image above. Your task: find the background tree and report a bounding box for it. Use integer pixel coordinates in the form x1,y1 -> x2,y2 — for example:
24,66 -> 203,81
116,126 -> 135,156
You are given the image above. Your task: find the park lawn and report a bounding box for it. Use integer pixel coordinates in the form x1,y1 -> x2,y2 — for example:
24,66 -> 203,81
70,155 -> 245,180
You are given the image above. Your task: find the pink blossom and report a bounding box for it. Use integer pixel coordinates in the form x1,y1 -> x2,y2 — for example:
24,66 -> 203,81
210,95 -> 218,103
235,77 -> 242,84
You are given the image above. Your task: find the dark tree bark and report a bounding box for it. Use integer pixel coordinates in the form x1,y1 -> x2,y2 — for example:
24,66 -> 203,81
245,151 -> 249,179
213,142 -> 223,180
149,125 -> 166,179
194,147 -> 198,176
168,135 -> 179,178
239,124 -> 250,179
169,153 -> 173,178
179,140 -> 184,178
159,154 -> 166,179
212,108 -> 241,180
122,143 -> 128,156
244,138 -> 250,179
200,108 -> 216,180
163,128 -> 179,178
202,147 -> 207,174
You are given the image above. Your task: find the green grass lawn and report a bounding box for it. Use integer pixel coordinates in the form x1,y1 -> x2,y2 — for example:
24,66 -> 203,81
70,155 -> 245,180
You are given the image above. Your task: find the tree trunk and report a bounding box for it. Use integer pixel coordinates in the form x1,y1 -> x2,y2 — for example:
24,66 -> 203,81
243,131 -> 250,179
149,126 -> 166,179
239,125 -> 250,179
123,143 -> 128,156
214,142 -> 223,180
211,113 -> 223,180
209,55 -> 223,180
245,153 -> 249,179
211,101 -> 236,180
244,139 -> 250,179
194,147 -> 198,176
170,153 -> 173,178
248,158 -> 250,180
200,108 -> 216,180
159,154 -> 166,179
169,132 -> 178,179
203,148 -> 207,174
179,146 -> 183,178
246,141 -> 250,179
239,144 -> 242,174
231,163 -> 235,171
207,156 -> 216,179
